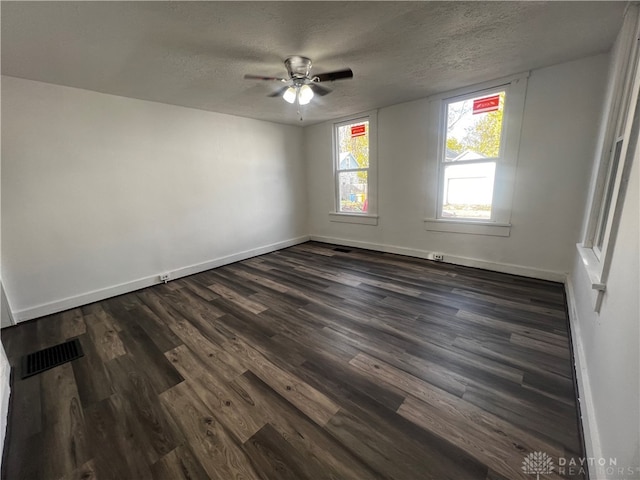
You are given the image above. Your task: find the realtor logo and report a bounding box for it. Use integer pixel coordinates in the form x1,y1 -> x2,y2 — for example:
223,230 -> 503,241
522,451 -> 555,479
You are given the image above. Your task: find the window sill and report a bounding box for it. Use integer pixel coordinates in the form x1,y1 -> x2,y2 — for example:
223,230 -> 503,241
424,218 -> 511,237
329,212 -> 379,225
576,244 -> 606,291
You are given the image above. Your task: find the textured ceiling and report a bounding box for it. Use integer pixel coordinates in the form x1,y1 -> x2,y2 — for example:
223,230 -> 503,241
1,1 -> 627,126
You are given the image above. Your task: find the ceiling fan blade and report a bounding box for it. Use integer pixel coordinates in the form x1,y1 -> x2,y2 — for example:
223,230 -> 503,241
244,74 -> 287,82
315,68 -> 353,82
309,83 -> 332,96
267,86 -> 290,98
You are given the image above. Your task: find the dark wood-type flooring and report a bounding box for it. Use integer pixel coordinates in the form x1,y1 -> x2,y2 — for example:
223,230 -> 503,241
1,242 -> 584,480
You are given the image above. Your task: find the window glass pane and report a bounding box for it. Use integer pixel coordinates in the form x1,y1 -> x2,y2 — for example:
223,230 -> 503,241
445,92 -> 505,161
442,162 -> 495,219
595,139 -> 623,249
339,171 -> 368,212
337,121 -> 369,170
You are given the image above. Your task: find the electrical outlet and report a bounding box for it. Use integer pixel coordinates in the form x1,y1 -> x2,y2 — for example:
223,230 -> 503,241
159,273 -> 170,283
433,253 -> 444,262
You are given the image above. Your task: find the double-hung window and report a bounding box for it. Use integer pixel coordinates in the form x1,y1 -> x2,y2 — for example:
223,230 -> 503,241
425,73 -> 528,236
440,90 -> 505,220
331,112 -> 378,225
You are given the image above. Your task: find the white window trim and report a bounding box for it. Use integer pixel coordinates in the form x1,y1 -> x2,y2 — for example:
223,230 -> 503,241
328,212 -> 379,225
424,72 -> 529,236
578,5 -> 640,312
424,219 -> 511,237
330,110 -> 378,225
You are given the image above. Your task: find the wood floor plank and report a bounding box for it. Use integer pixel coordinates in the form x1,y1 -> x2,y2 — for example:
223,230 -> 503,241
177,276 -> 221,302
59,308 -> 87,340
109,308 -> 184,395
1,241 -> 585,480
84,310 -> 126,363
215,312 -> 307,367
82,302 -> 123,331
242,423 -> 317,480
159,382 -> 262,480
521,369 -> 577,404
222,334 -> 341,426
39,363 -> 90,479
161,286 -> 228,322
4,432 -> 44,480
116,292 -> 145,311
225,263 -> 290,293
452,288 -> 566,319
71,333 -> 114,407
234,370 -> 384,480
456,309 -> 567,343
143,299 -> 247,383
123,304 -> 184,353
150,444 -> 210,480
105,353 -> 184,464
453,336 -> 572,378
325,407 -> 489,480
349,351 -> 460,405
165,344 -> 266,443
84,395 -> 155,480
62,459 -> 98,480
297,353 -> 408,413
462,383 -> 581,453
207,281 -> 268,315
509,332 -> 570,359
398,394 -> 566,480
137,288 -> 230,349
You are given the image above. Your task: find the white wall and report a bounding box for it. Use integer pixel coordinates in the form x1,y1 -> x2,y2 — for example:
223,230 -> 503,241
0,71 -> 10,467
306,54 -> 609,279
569,150 -> 639,478
567,14 -> 640,476
1,76 -> 307,320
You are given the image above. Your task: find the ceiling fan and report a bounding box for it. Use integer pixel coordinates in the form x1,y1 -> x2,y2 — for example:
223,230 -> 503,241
244,56 -> 353,106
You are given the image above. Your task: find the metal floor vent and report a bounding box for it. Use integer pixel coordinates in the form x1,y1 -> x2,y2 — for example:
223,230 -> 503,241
21,338 -> 84,379
333,247 -> 352,253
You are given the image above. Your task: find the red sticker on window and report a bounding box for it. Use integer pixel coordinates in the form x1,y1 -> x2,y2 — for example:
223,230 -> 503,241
473,95 -> 500,114
351,124 -> 366,137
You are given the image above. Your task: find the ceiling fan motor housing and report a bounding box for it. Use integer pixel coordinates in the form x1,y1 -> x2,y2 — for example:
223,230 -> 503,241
285,56 -> 312,79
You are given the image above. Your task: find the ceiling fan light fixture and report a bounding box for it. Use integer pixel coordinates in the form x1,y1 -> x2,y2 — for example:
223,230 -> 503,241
298,84 -> 314,105
283,86 -> 297,104
246,56 -> 353,112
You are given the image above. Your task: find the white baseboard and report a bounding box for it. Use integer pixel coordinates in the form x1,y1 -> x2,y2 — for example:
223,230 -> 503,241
11,235 -> 310,323
309,235 -> 567,282
565,276 -> 602,478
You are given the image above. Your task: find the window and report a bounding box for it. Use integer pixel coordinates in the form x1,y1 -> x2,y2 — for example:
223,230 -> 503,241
331,112 -> 378,225
593,137 -> 623,255
425,73 -> 528,236
578,6 -> 640,310
336,120 -> 369,213
441,91 -> 505,220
